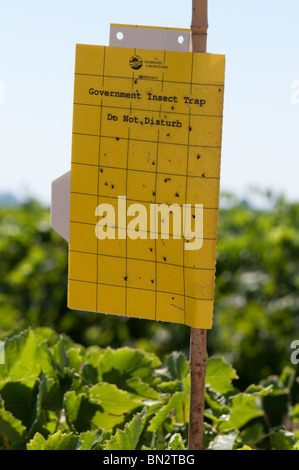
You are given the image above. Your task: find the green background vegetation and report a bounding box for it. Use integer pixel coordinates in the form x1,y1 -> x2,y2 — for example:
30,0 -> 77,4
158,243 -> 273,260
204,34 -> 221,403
0,191 -> 299,450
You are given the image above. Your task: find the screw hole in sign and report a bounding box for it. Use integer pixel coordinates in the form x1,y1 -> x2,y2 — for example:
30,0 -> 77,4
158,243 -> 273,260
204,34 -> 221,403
116,31 -> 124,40
177,35 -> 184,44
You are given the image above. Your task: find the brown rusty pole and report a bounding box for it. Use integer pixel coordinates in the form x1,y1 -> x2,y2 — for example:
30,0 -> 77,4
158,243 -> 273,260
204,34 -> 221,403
188,0 -> 208,451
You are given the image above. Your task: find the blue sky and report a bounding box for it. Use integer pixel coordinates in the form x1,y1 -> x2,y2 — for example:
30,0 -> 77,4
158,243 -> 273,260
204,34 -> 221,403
1,0 -> 299,204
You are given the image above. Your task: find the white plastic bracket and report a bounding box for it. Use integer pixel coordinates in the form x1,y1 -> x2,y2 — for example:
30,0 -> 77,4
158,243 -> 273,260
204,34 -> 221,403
109,24 -> 190,52
51,171 -> 71,242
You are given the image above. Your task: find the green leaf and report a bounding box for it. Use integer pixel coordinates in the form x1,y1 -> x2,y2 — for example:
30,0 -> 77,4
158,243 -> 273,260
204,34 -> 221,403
208,430 -> 239,450
87,383 -> 143,431
0,407 -> 26,445
0,329 -> 55,390
126,377 -> 160,400
52,336 -> 70,374
33,328 -> 60,347
219,392 -> 263,431
291,403 -> 299,422
29,372 -> 57,437
279,367 -> 296,390
204,405 -> 230,424
0,331 -> 57,429
154,352 -> 189,382
64,390 -> 101,433
26,432 -> 47,450
68,348 -> 84,373
239,422 -> 265,445
91,411 -> 125,430
167,433 -> 186,450
78,430 -> 104,450
205,357 -> 238,395
260,375 -> 289,396
293,440 -> 299,450
89,383 -> 141,415
87,347 -> 160,384
157,380 -> 182,393
269,427 -> 298,450
104,408 -> 146,450
165,352 -> 189,380
64,391 -> 84,431
27,431 -> 80,450
244,384 -> 272,396
203,423 -> 216,450
148,390 -> 187,432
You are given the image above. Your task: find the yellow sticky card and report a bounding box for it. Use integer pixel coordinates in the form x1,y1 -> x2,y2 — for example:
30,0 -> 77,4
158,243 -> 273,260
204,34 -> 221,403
68,43 -> 225,329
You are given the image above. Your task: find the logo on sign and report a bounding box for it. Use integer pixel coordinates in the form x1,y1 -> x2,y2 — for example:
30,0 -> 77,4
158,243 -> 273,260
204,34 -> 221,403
129,56 -> 143,70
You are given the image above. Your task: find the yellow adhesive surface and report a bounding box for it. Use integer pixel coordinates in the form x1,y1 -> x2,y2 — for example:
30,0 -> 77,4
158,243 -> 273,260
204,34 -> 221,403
68,43 -> 225,329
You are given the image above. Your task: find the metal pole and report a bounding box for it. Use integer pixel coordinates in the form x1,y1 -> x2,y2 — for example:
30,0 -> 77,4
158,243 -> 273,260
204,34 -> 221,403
188,0 -> 208,451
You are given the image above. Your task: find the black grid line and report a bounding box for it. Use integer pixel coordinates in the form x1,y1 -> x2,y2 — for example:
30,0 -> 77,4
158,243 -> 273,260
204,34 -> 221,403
69,249 -> 216,271
73,101 -> 223,119
69,278 -> 214,302
125,128 -> 131,316
70,220 -> 218,243
154,130 -> 160,320
74,71 -> 224,88
161,72 -> 165,93
183,109 -> 191,324
96,98 -> 103,312
72,131 -> 222,150
71,161 -> 221,180
70,190 -> 220,211
70,215 -> 218,227
70,219 -> 217,243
